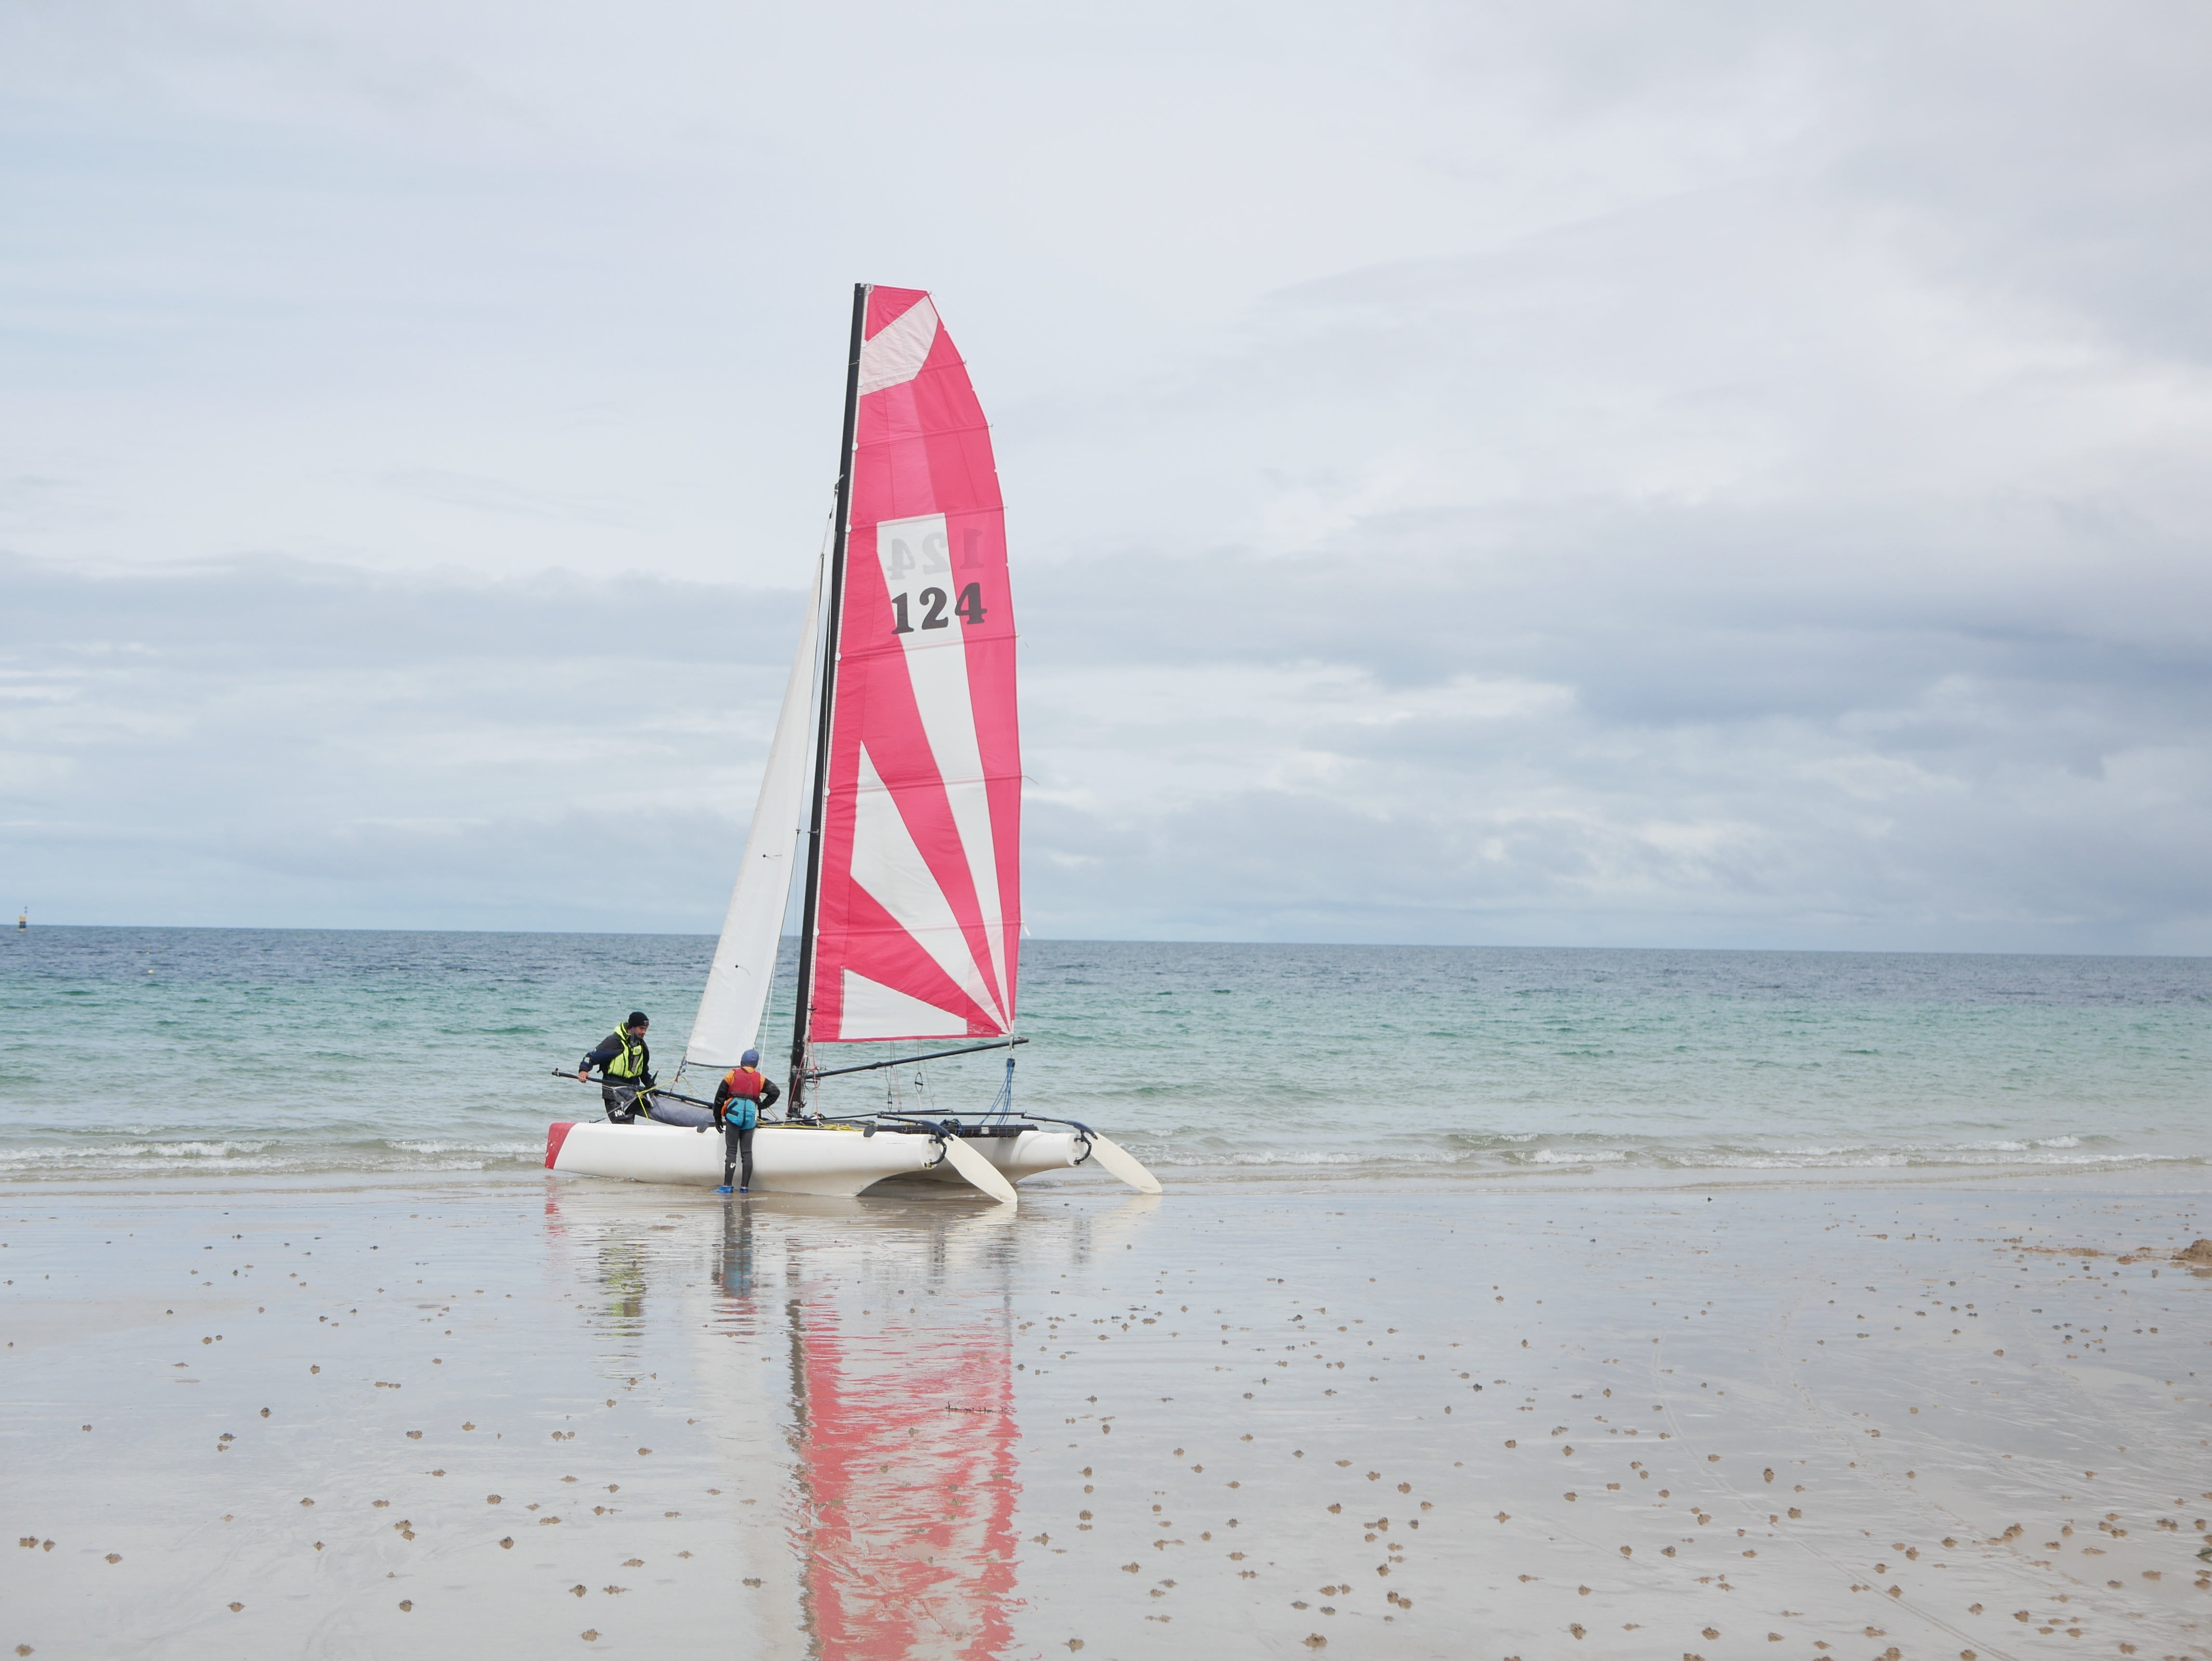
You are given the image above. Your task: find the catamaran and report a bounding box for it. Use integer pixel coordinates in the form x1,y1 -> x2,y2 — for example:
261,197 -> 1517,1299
545,284 -> 1159,1205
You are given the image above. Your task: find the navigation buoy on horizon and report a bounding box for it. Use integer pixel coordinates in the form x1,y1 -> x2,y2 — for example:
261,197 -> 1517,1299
15,907 -> 24,931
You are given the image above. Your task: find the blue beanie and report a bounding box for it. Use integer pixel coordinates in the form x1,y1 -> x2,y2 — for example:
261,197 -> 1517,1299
741,1049 -> 760,1067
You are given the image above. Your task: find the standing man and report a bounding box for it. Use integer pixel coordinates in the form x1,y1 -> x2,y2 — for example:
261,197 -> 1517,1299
580,1012 -> 654,1123
711,1048 -> 780,1194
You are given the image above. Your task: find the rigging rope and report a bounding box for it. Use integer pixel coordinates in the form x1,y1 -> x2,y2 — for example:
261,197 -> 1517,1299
982,1055 -> 1017,1120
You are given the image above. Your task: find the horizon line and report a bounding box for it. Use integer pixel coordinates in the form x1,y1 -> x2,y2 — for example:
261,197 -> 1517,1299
4,921 -> 2207,963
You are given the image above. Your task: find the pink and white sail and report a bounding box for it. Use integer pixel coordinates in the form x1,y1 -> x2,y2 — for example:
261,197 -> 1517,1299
807,287 -> 1021,1043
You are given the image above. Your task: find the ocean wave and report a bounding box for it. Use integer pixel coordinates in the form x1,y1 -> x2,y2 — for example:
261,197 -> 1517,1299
388,1140 -> 540,1156
1121,1131 -> 2201,1179
0,1134 -> 547,1180
0,1138 -> 274,1165
0,1122 -> 2194,1187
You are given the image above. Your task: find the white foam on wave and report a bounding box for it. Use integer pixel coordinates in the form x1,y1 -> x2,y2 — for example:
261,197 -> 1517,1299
152,1140 -> 276,1158
0,1151 -> 303,1176
389,1140 -> 539,1157
0,1134 -> 546,1179
1151,1147 -> 1375,1168
1772,1145 -> 1874,1158
0,1139 -> 275,1166
1121,1131 -> 2198,1180
1694,1149 -> 1908,1170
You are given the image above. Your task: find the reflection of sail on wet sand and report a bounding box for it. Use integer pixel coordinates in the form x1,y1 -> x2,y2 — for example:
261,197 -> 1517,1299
690,1197 -> 1021,1660
795,1292 -> 1018,1660
544,1186 -> 1027,1658
540,1187 -> 1158,1658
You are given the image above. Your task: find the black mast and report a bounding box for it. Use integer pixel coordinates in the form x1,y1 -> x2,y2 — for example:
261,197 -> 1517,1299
788,282 -> 870,1116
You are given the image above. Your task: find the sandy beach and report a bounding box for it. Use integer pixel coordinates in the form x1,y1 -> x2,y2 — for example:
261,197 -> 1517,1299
3,1172 -> 2207,1659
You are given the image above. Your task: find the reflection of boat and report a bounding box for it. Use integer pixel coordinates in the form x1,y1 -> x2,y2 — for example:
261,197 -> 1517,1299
795,1286 -> 1019,1658
551,285 -> 1157,1203
730,1201 -> 1023,1658
544,1187 -> 1026,1654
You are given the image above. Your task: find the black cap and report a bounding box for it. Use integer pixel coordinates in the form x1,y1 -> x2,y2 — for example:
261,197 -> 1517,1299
626,1011 -> 649,1028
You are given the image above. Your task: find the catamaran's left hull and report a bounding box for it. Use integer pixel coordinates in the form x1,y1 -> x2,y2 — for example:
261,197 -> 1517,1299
546,1120 -> 937,1197
544,1121 -> 1091,1197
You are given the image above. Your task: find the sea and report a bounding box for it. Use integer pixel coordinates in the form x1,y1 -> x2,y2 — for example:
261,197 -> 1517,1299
2,926 -> 2207,1188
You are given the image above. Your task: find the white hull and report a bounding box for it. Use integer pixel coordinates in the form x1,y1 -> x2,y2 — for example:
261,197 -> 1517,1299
902,1128 -> 1083,1186
545,1119 -> 1086,1198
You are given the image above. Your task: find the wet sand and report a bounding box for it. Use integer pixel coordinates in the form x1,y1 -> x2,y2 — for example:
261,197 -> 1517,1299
3,1175 -> 2208,1659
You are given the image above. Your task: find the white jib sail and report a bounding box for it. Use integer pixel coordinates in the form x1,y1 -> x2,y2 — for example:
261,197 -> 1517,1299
683,554 -> 825,1070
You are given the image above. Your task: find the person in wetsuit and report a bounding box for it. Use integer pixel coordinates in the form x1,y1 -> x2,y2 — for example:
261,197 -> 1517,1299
711,1049 -> 780,1194
579,1012 -> 654,1122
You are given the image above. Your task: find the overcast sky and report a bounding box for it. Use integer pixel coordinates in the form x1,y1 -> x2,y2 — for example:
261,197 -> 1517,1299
5,1 -> 2210,950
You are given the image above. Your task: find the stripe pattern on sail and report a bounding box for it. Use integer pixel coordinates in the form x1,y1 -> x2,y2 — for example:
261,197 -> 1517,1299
810,287 -> 1021,1042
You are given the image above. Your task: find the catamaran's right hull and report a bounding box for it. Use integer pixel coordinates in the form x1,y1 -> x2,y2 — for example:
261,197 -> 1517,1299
905,1128 -> 1084,1187
546,1120 -> 937,1197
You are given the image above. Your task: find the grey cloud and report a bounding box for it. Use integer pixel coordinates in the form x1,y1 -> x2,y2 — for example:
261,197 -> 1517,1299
4,3 -> 2212,949
0,556 -> 800,929
9,497 -> 2206,948
1012,487 -> 2212,949
1026,721 -> 2212,951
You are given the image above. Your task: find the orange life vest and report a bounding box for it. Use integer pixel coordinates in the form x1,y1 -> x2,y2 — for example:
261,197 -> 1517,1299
722,1066 -> 768,1100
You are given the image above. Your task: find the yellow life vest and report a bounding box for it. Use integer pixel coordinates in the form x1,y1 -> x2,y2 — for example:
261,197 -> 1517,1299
605,1027 -> 648,1080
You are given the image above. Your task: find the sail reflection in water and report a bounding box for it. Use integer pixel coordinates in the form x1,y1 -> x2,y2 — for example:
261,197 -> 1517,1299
548,1188 -> 1022,1659
797,1282 -> 1018,1658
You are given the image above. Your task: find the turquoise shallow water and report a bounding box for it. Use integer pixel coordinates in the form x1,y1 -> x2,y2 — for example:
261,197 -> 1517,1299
2,927 -> 2207,1186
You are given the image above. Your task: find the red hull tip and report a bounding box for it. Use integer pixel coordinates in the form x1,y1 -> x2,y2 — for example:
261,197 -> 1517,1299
545,1122 -> 576,1169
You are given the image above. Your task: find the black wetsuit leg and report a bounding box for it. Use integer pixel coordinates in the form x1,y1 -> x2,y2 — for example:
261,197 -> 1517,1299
602,1083 -> 641,1123
722,1121 -> 755,1190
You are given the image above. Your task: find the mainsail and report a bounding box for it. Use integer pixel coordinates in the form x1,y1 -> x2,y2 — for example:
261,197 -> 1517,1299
798,287 -> 1022,1049
684,557 -> 824,1069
